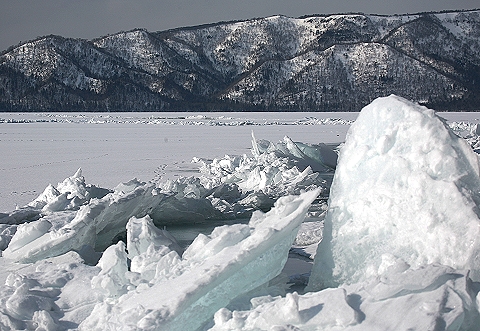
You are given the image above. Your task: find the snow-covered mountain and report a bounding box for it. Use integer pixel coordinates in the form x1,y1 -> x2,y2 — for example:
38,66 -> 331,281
1,10 -> 480,111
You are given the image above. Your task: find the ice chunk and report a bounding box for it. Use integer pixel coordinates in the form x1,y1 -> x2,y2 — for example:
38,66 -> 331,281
151,176 -> 229,225
209,263 -> 480,330
126,215 -> 182,258
91,241 -> 129,298
28,168 -> 90,212
0,207 -> 41,225
195,134 -> 328,212
251,131 -> 337,171
238,191 -> 274,212
56,168 -> 89,201
293,220 -> 323,247
0,224 -> 17,251
92,179 -> 165,250
0,169 -> 109,230
210,290 -> 358,330
27,184 -> 60,209
150,195 -> 223,225
5,281 -> 57,321
26,168 -> 111,213
309,95 -> 480,290
6,219 -> 52,252
3,179 -> 164,262
2,208 -> 95,263
79,189 -> 320,331
295,141 -> 338,170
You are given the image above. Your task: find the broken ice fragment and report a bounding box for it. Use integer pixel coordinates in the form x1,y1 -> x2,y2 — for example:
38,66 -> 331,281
80,189 -> 320,331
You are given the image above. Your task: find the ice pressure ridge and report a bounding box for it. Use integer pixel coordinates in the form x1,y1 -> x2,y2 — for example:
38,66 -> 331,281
0,183 -> 320,330
0,113 -> 355,126
81,191 -> 319,331
1,95 -> 480,330
154,133 -> 332,224
0,134 -> 332,263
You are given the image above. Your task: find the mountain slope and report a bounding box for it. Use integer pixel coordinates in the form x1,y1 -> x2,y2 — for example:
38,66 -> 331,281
1,10 -> 479,111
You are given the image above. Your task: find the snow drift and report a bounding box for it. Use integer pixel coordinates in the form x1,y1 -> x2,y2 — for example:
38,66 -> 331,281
210,264 -> 479,330
309,95 -> 480,290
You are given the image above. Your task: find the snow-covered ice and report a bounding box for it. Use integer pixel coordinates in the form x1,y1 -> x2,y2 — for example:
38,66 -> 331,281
309,95 -> 480,290
1,99 -> 480,330
210,263 -> 479,330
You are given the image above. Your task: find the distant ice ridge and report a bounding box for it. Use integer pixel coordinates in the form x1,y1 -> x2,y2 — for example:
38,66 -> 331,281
309,95 -> 480,289
450,121 -> 480,152
0,112 -> 355,126
153,133 -> 332,224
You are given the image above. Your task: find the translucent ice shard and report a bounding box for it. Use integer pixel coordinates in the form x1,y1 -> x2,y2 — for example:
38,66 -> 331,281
80,189 -> 320,331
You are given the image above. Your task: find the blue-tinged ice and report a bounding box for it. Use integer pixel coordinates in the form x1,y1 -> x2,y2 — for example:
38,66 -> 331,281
79,189 -> 319,331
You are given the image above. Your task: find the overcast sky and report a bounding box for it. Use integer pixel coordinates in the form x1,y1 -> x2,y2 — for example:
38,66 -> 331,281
1,0 -> 479,51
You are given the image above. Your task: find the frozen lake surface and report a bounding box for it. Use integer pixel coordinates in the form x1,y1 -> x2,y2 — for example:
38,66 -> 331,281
0,112 -> 358,212
2,111 -> 478,212
2,98 -> 480,330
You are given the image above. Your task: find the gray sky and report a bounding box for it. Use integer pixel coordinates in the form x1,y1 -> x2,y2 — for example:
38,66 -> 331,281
1,0 -> 479,51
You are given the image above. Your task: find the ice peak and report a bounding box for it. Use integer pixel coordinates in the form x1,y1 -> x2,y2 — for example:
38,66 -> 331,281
73,168 -> 83,179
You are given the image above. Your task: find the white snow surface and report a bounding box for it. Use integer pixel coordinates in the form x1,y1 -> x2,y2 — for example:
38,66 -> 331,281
2,101 -> 480,330
211,263 -> 479,330
0,112 -> 354,213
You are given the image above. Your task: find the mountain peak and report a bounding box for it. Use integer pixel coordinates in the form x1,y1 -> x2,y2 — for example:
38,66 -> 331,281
1,10 -> 479,111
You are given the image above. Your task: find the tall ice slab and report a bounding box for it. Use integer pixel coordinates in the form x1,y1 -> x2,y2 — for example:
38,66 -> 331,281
308,95 -> 480,290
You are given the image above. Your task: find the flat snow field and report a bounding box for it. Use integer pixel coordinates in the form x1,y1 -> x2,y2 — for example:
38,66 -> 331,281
0,111 -> 477,213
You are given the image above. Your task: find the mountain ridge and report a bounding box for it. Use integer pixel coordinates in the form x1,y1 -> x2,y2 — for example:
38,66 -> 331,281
1,9 -> 480,111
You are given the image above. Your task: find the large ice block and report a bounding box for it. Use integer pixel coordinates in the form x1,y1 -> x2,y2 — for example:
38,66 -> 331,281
309,95 -> 480,290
